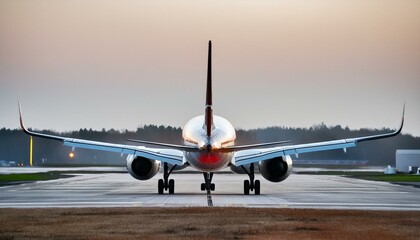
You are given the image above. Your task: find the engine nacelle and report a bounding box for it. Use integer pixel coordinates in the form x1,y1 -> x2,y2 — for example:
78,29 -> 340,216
126,155 -> 160,180
259,155 -> 293,182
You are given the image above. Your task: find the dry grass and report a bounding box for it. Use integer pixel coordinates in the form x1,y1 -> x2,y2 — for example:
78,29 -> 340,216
0,208 -> 419,240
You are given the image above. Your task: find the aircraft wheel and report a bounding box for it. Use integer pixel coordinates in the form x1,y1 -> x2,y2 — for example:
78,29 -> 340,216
158,179 -> 164,194
201,183 -> 206,191
254,180 -> 260,195
244,180 -> 250,195
210,183 -> 215,191
169,179 -> 175,194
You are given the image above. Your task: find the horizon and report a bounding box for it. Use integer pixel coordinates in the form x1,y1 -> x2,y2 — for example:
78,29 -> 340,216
2,121 -> 411,137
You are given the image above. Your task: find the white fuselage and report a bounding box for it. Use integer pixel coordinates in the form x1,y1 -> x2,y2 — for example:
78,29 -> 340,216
182,115 -> 236,171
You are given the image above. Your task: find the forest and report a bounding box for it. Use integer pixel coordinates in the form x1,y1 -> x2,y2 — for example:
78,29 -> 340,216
0,124 -> 419,166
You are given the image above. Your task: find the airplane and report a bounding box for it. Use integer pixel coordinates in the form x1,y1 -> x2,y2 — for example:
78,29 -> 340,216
19,41 -> 404,195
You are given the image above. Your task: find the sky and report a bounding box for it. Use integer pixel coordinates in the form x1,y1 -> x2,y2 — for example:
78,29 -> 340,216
0,0 -> 419,136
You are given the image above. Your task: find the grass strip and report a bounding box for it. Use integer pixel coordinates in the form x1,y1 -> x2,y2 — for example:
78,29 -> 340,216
0,172 -> 71,183
350,174 -> 420,182
299,171 -> 420,182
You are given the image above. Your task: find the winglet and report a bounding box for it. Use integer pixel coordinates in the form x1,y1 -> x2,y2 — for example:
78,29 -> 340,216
355,103 -> 405,143
17,102 -> 66,142
393,102 -> 405,135
18,100 -> 29,135
402,102 -> 405,129
397,101 -> 405,134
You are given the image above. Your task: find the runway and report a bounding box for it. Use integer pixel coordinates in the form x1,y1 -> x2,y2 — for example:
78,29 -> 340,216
1,171 -> 420,210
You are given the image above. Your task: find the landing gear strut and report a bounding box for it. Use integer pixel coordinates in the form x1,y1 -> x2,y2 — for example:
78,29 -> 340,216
158,163 -> 177,194
201,172 -> 215,192
241,163 -> 260,195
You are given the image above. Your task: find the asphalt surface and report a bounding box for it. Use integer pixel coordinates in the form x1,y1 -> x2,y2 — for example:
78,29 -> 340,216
1,170 -> 420,210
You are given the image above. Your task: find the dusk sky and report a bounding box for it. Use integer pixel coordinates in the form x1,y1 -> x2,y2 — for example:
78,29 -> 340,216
1,1 -> 419,136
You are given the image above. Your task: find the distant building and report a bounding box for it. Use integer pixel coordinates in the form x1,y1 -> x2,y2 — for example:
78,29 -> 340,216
384,165 -> 396,174
396,150 -> 420,173
0,160 -> 8,167
0,160 -> 16,167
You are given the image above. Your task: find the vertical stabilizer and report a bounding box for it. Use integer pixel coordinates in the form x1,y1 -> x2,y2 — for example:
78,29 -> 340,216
204,41 -> 214,137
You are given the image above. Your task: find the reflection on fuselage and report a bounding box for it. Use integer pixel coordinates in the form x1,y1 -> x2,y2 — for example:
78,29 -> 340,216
182,115 -> 235,171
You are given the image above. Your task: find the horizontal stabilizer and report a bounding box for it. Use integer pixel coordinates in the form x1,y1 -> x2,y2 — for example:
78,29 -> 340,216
126,139 -> 200,151
216,140 -> 292,153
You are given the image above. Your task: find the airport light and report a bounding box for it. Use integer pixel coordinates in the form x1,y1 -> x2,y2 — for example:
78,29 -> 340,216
29,136 -> 33,166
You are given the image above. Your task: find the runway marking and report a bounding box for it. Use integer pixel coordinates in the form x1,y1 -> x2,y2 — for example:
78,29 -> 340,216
2,202 -> 420,210
206,190 -> 213,207
2,173 -> 420,210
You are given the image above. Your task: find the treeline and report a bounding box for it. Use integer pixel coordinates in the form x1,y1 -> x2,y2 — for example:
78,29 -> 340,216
0,124 -> 419,166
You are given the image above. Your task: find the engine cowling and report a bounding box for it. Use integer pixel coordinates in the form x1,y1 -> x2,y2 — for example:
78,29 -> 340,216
259,155 -> 293,182
126,155 -> 160,180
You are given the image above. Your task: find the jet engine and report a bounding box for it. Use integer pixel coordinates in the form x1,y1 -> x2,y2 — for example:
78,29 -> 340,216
259,155 -> 293,182
126,155 -> 160,180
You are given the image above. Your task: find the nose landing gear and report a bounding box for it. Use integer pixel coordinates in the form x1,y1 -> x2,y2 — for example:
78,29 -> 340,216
201,172 -> 215,192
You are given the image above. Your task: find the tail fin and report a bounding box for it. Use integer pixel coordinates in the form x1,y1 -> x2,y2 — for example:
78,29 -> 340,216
204,41 -> 214,137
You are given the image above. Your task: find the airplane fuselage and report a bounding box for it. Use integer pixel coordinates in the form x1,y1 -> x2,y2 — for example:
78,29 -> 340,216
182,115 -> 236,171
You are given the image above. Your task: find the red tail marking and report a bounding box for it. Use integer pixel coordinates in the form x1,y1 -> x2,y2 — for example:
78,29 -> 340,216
199,153 -> 221,164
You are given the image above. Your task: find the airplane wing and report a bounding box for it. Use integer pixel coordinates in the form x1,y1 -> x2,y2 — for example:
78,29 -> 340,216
18,104 -> 185,166
233,106 -> 405,166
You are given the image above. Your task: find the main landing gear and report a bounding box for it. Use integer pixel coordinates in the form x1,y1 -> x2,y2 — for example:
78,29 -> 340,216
158,163 -> 177,194
201,172 -> 215,192
241,163 -> 260,195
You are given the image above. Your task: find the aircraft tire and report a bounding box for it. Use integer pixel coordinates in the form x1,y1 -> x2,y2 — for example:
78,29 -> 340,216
244,180 -> 250,195
158,179 -> 164,194
169,179 -> 175,194
254,180 -> 260,195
